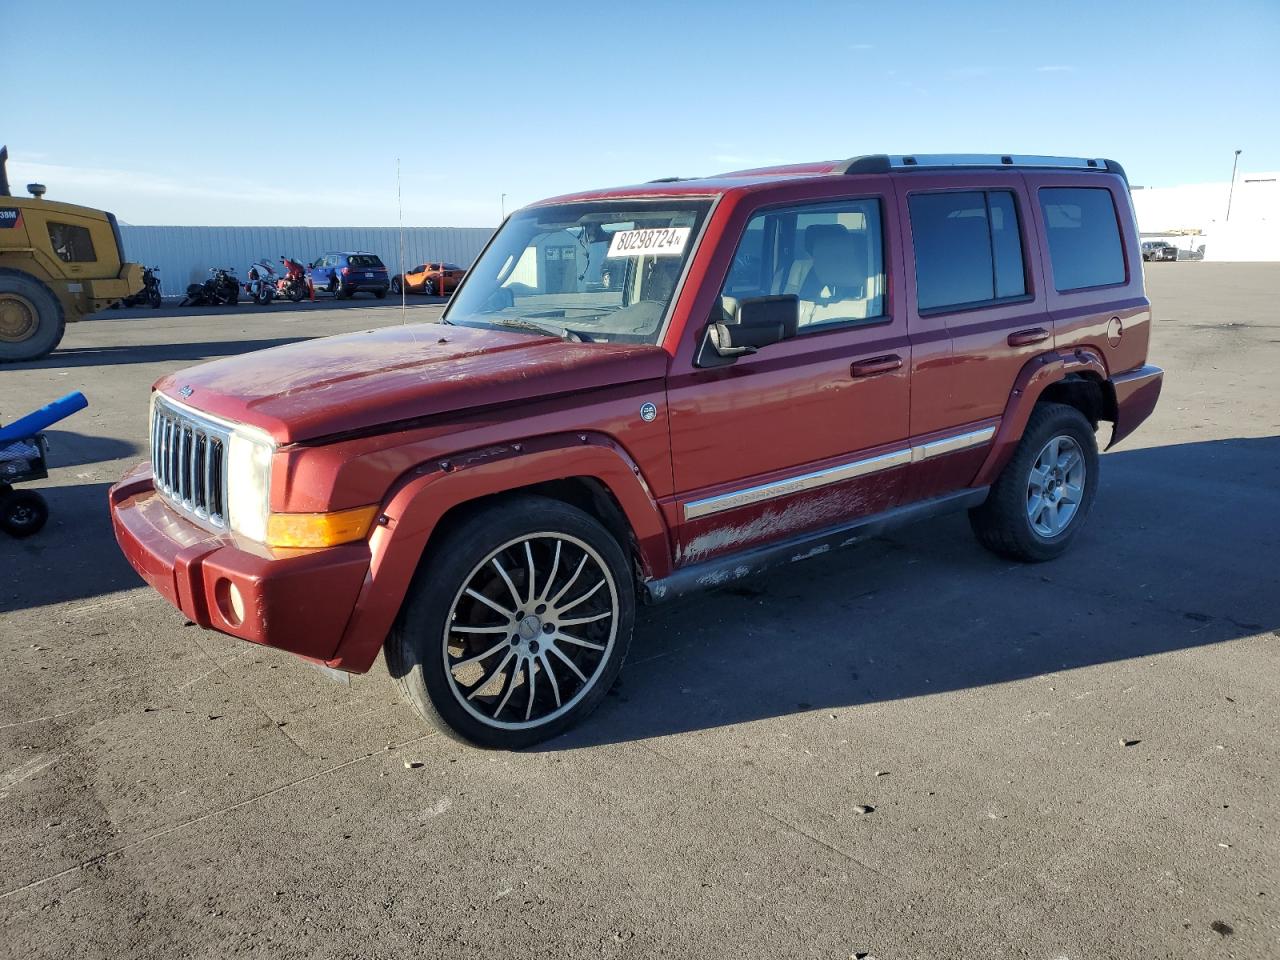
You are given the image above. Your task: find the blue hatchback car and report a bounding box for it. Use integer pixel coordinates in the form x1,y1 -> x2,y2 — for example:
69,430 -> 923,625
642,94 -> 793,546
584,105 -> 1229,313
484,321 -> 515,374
307,252 -> 391,299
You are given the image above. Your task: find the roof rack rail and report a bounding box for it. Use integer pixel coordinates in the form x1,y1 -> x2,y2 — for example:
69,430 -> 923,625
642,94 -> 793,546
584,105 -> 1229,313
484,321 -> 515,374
836,154 -> 1127,183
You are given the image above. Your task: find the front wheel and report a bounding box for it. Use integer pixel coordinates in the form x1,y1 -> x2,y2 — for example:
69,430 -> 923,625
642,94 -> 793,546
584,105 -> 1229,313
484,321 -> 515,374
288,283 -> 305,303
424,279 -> 437,296
969,402 -> 1099,562
147,287 -> 162,309
391,276 -> 402,295
386,496 -> 635,749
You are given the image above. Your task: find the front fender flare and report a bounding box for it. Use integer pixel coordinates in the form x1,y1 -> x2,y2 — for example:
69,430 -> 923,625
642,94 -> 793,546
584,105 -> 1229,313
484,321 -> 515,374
327,432 -> 670,672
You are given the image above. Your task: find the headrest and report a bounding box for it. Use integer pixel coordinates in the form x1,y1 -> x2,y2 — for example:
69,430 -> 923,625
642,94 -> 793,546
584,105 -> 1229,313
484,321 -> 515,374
804,222 -> 848,255
808,229 -> 867,288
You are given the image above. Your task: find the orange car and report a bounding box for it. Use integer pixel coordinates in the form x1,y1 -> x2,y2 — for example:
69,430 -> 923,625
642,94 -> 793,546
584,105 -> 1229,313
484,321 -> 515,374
391,262 -> 466,296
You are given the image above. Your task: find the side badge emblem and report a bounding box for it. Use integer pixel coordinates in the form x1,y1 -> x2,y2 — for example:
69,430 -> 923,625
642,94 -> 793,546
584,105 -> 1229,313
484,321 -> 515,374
178,385 -> 194,399
640,401 -> 658,423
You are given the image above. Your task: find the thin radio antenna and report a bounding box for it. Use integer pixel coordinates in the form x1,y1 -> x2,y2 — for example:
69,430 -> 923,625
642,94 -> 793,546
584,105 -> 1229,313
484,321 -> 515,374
396,157 -> 407,324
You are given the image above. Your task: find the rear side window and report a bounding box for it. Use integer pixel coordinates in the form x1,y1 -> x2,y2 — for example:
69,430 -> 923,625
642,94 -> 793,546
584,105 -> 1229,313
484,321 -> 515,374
348,254 -> 383,267
47,222 -> 97,262
909,190 -> 1026,312
1038,188 -> 1125,291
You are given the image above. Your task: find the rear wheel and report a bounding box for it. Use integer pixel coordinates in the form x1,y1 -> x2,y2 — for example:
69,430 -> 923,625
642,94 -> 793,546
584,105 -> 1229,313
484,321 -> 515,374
288,283 -> 305,303
0,270 -> 65,363
374,288 -> 387,300
969,402 -> 1099,562
391,276 -> 402,295
0,488 -> 49,538
147,286 -> 162,309
386,496 -> 634,749
424,278 -> 437,296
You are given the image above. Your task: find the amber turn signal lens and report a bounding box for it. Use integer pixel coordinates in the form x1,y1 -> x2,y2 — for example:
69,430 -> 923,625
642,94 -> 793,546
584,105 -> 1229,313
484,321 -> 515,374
265,505 -> 379,548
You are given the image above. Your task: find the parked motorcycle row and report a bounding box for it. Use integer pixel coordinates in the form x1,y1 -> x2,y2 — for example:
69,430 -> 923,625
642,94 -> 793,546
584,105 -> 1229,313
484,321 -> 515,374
179,256 -> 311,307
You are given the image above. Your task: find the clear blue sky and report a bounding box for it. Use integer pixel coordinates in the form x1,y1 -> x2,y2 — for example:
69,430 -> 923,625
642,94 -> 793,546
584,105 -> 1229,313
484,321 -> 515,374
4,0 -> 1277,227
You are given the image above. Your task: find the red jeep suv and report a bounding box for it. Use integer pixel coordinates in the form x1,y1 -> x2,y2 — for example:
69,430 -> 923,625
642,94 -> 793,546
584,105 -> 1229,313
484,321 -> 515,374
110,154 -> 1163,748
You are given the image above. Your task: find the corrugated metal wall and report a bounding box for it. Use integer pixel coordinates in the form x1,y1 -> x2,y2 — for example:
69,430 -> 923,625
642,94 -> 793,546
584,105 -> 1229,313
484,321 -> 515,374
118,225 -> 495,295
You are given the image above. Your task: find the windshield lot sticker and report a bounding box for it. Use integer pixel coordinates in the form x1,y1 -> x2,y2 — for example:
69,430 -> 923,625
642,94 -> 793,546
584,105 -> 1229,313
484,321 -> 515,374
607,227 -> 691,258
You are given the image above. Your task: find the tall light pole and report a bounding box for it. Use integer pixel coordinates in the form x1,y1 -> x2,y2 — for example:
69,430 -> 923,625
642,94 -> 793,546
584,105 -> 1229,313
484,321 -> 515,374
500,193 -> 508,221
1225,149 -> 1242,222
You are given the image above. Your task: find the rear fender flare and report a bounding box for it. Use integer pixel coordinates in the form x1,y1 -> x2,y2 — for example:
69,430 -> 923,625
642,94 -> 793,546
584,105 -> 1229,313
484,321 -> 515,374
973,348 -> 1108,488
328,432 -> 671,672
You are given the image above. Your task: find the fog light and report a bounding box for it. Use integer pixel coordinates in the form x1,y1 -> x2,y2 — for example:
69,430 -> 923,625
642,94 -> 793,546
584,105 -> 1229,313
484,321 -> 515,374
216,578 -> 245,626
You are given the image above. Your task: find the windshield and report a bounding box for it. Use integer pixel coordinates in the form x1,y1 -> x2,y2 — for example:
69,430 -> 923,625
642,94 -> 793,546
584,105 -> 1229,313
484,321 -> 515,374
444,199 -> 712,344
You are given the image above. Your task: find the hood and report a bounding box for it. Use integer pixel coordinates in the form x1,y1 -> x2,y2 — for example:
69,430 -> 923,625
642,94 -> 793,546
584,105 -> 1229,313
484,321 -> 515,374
154,323 -> 669,444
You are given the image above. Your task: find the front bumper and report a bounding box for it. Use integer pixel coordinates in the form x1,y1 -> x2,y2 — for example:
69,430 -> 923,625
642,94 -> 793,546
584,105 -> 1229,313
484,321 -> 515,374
109,463 -> 372,668
1108,364 -> 1164,448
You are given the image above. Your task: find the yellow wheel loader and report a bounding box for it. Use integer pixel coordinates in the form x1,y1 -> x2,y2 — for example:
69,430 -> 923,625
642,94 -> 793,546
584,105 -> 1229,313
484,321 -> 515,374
0,146 -> 143,362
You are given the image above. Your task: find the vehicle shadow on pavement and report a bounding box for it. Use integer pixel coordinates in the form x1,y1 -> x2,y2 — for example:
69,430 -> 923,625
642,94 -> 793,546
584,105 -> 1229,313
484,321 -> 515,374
5,337 -> 311,370
0,481 -> 141,614
40,430 -> 139,467
542,436 -> 1280,751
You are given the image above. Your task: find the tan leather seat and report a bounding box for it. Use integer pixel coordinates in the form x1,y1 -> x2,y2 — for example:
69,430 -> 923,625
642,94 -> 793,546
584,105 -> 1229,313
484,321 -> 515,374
798,226 -> 871,326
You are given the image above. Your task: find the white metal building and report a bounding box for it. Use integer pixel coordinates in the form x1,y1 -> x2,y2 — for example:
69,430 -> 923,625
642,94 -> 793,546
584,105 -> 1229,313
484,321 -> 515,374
119,225 -> 495,296
1132,171 -> 1279,261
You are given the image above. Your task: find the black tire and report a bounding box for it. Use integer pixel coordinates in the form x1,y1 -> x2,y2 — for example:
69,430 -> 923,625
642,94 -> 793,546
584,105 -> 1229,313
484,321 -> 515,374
969,402 -> 1099,562
288,284 -> 305,303
386,495 -> 635,749
424,278 -> 437,296
374,288 -> 387,300
225,285 -> 239,306
0,489 -> 49,538
0,269 -> 66,363
147,287 -> 162,309
327,276 -> 341,297
391,276 -> 402,295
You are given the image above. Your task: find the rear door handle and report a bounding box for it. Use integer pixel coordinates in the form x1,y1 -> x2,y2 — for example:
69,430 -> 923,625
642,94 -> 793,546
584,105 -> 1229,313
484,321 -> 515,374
850,354 -> 903,378
1007,327 -> 1050,347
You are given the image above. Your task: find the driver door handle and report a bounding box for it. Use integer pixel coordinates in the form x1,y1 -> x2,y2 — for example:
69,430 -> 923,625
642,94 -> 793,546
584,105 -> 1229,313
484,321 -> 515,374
850,354 -> 903,378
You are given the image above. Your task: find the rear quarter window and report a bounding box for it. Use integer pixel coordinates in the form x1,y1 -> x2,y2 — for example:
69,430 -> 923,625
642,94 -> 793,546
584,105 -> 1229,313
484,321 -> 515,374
1038,187 -> 1125,291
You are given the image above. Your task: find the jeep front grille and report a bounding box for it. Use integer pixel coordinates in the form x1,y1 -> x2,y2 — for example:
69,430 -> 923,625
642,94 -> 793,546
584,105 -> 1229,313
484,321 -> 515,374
150,397 -> 229,528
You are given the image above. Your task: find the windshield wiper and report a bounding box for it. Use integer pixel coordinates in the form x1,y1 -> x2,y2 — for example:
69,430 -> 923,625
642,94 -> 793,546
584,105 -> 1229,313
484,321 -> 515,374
492,317 -> 583,342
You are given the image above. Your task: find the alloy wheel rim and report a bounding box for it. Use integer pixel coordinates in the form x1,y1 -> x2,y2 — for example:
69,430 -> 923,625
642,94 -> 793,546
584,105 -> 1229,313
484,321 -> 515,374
1027,435 -> 1086,537
0,293 -> 38,342
443,532 -> 618,730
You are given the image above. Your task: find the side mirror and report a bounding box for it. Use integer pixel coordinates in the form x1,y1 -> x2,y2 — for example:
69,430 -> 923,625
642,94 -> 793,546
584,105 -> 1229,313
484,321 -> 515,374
697,295 -> 798,367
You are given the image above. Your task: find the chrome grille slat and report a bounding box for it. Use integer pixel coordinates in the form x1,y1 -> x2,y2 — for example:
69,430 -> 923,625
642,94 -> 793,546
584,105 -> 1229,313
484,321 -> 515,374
150,396 -> 231,529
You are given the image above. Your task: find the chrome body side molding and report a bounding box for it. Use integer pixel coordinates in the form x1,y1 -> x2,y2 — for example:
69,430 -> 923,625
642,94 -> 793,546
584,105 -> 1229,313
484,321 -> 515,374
683,425 -> 996,521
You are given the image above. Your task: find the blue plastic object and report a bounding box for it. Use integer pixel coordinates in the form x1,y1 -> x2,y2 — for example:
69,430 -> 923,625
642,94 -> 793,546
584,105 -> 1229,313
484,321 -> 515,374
0,391 -> 89,442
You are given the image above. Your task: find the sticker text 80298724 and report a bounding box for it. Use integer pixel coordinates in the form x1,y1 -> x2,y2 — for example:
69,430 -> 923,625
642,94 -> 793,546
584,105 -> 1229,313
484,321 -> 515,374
606,227 -> 691,258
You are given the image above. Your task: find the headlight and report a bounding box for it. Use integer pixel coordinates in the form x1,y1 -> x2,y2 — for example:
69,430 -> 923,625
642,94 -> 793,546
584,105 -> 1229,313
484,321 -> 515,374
226,424 -> 273,542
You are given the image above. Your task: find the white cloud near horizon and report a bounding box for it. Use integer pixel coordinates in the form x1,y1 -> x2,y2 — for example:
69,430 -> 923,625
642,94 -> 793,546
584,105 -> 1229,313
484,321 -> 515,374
6,160 -> 497,227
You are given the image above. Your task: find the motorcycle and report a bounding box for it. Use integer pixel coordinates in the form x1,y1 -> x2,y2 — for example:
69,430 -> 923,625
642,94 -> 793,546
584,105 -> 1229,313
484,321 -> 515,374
181,267 -> 240,306
119,265 -> 162,308
243,259 -> 277,305
276,256 -> 309,303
